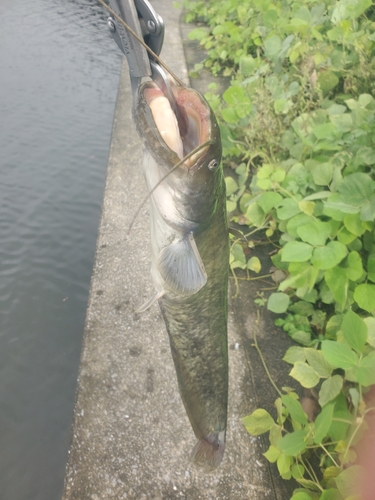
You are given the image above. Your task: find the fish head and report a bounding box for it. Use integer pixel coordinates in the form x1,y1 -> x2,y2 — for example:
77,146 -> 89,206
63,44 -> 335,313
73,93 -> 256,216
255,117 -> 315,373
133,78 -> 223,229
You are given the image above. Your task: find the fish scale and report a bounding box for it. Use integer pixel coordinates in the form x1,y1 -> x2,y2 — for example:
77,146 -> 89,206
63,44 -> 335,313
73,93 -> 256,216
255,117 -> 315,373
102,0 -> 229,470
133,81 -> 229,470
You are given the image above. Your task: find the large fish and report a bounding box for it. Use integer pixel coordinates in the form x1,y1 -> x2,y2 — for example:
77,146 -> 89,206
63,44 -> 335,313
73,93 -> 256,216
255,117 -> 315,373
133,77 -> 229,471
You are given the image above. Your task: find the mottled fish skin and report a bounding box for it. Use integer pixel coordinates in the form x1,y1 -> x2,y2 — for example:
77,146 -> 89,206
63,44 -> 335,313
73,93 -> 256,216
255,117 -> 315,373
133,78 -> 229,471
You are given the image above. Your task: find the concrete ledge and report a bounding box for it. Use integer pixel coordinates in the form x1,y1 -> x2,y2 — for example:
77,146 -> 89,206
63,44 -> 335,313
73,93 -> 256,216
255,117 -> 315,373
62,2 -> 296,498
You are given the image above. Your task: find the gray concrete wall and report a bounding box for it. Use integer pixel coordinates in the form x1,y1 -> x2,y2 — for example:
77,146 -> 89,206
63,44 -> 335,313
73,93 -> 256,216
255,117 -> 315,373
62,2 -> 297,498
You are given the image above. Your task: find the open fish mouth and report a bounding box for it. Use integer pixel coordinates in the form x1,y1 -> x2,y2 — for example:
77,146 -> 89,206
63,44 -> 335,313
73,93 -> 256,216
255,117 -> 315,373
141,81 -> 215,171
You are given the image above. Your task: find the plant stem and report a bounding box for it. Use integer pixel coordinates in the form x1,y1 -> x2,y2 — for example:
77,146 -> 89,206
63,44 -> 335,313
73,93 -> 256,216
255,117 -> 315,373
341,419 -> 363,466
320,444 -> 340,468
332,418 -> 355,425
307,441 -> 339,449
229,274 -> 273,282
252,311 -> 282,397
230,266 -> 239,298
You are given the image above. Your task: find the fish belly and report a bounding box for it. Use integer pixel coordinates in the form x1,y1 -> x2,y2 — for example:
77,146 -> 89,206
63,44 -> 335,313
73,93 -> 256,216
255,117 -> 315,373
157,203 -> 229,471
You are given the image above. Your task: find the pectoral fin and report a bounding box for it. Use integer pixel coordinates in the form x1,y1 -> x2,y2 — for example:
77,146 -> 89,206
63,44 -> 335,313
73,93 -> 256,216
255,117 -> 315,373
158,232 -> 207,295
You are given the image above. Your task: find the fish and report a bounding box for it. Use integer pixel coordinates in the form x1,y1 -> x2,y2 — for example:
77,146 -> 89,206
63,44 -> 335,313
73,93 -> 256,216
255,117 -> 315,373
132,76 -> 229,471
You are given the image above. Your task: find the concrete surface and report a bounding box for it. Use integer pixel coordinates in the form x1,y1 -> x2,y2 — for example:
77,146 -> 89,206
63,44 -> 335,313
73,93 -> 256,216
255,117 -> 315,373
62,2 -> 297,499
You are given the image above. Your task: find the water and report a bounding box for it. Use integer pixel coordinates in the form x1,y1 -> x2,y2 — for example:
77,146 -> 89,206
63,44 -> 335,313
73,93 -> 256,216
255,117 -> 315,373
0,1 -> 121,498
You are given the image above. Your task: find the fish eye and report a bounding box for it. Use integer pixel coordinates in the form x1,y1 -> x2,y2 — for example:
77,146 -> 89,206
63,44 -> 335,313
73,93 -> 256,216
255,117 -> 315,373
208,159 -> 219,171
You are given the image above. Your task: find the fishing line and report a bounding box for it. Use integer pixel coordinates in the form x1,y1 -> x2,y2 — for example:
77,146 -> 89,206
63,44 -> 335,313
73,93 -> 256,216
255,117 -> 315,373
127,139 -> 214,235
97,0 -> 185,87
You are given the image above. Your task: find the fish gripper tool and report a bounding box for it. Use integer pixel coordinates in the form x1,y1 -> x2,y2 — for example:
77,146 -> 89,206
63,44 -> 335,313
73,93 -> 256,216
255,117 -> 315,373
106,0 -> 180,118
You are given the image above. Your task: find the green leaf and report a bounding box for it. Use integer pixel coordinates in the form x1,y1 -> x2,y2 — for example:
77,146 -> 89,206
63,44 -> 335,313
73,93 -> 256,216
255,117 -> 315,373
257,164 -> 273,179
281,395 -> 308,425
314,403 -> 334,444
321,341 -> 359,369
246,203 -> 265,227
290,362 -> 320,388
318,70 -> 339,92
282,241 -> 314,263
269,423 -> 282,447
291,491 -> 314,500
225,176 -> 238,196
289,302 -> 315,316
291,331 -> 312,346
296,221 -> 331,246
187,27 -> 208,41
344,213 -> 366,236
345,251 -> 363,281
338,227 -> 357,245
312,162 -> 334,186
320,489 -> 342,500
319,375 -> 343,406
305,348 -> 333,378
257,192 -> 283,214
227,199 -> 237,212
263,445 -> 280,463
347,0 -> 371,19
295,480 -> 322,491
274,98 -> 291,115
326,314 -> 343,336
360,194 -> 375,221
286,214 -> 314,238
298,200 -> 315,216
242,409 -> 274,435
222,106 -> 238,124
271,170 -> 286,184
349,387 -> 360,410
278,429 -> 308,456
277,198 -> 301,220
283,346 -> 306,364
239,55 -> 258,76
312,123 -> 337,139
368,254 -> 375,282
324,193 -> 359,216
335,465 -> 364,497
341,309 -> 367,353
223,85 -> 248,106
303,191 -> 332,201
337,173 -> 375,206
356,352 -> 375,386
264,35 -> 282,62
298,289 -> 318,306
364,317 -> 375,347
291,464 -> 305,480
311,241 -> 348,270
328,393 -> 352,440
230,243 -> 246,269
277,452 -> 293,479
247,256 -> 261,273
354,283 -> 375,312
267,292 -> 290,313
325,267 -> 348,309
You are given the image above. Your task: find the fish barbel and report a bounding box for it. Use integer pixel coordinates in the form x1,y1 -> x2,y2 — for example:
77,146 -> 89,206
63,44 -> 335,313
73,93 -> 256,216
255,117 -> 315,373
133,77 -> 229,471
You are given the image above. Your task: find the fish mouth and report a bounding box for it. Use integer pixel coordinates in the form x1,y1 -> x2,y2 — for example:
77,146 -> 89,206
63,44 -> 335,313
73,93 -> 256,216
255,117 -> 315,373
142,81 -> 214,171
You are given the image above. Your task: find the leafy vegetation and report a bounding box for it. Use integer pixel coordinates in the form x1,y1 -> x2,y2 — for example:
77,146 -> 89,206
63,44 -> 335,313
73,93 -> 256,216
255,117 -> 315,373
180,0 -> 375,497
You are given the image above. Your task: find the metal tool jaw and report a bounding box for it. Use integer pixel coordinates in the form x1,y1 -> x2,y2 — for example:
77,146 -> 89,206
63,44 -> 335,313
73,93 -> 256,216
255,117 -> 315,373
107,0 -> 164,93
106,0 -> 183,119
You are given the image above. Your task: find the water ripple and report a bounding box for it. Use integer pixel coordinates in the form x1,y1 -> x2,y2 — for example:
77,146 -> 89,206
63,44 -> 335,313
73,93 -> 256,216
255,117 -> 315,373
0,1 -> 122,499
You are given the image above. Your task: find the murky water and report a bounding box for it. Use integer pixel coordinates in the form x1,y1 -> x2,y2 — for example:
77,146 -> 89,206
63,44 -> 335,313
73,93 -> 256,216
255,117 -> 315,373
0,1 -> 121,498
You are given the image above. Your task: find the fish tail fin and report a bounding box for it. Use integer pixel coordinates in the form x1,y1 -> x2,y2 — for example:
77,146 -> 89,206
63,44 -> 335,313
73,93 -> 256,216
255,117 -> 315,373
191,432 -> 226,472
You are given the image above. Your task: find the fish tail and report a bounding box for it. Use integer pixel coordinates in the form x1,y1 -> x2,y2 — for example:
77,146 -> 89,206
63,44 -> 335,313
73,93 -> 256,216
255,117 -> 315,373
191,432 -> 226,472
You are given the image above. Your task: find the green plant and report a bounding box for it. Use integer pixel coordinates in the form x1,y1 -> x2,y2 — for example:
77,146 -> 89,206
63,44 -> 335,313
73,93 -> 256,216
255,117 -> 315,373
181,0 -> 375,497
243,309 -> 375,498
184,0 -> 375,160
